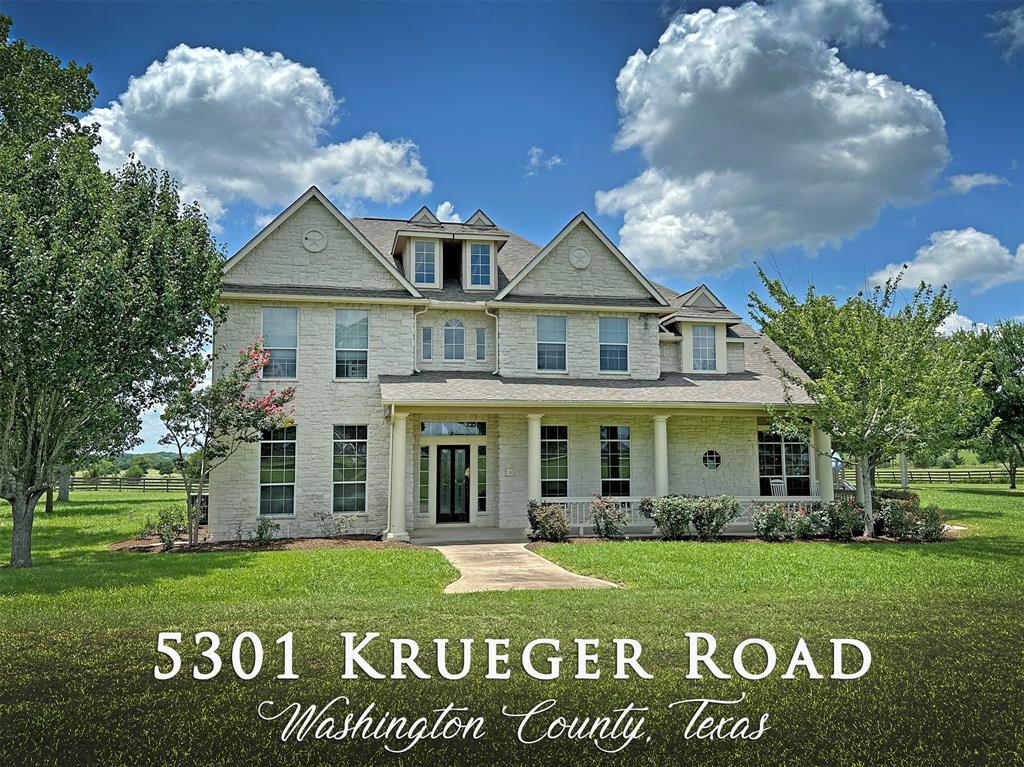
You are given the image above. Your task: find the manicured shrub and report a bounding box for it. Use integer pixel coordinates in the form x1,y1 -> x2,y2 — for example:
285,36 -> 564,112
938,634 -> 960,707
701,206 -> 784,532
154,505 -> 185,550
688,495 -> 741,541
824,498 -> 863,540
789,504 -> 830,539
751,502 -> 793,541
527,500 -> 570,542
644,495 -> 692,540
313,509 -> 354,538
636,496 -> 656,519
251,518 -> 280,546
873,489 -> 920,536
914,505 -> 946,542
589,497 -> 631,539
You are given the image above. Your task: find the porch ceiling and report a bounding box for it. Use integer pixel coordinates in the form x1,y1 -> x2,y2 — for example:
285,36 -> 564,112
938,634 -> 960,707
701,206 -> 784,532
380,370 -> 814,409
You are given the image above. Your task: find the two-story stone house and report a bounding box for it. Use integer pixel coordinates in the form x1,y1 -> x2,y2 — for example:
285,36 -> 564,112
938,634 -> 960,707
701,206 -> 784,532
209,186 -> 833,541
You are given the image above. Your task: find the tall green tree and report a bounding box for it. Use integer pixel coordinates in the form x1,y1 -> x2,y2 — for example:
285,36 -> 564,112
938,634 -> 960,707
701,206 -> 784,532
749,268 -> 982,535
0,15 -> 223,566
966,321 -> 1024,488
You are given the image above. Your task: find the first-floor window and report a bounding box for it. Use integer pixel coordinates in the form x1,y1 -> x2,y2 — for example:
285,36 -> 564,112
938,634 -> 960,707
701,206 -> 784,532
262,307 -> 297,378
260,426 -> 296,515
478,446 -> 487,512
333,425 -> 368,513
419,447 -> 430,513
541,425 -> 568,497
757,431 -> 810,495
600,425 -> 630,496
421,327 -> 433,361
444,319 -> 465,360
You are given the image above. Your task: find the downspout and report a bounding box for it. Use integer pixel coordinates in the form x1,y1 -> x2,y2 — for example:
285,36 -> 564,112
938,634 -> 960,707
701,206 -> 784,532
412,304 -> 429,373
382,403 -> 395,540
485,307 -> 499,375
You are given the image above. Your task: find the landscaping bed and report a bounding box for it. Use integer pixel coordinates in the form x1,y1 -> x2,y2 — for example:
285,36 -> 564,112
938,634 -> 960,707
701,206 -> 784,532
109,531 -> 416,553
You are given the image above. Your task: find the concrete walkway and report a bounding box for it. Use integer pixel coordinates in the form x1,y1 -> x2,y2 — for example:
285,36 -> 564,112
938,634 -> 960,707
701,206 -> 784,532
434,543 -> 618,594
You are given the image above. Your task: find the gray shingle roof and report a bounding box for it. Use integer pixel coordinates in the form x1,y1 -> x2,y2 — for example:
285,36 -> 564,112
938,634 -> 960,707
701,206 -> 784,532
223,283 -> 413,300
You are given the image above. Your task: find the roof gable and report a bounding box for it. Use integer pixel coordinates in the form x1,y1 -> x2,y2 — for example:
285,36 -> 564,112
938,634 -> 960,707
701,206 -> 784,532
495,213 -> 669,305
409,206 -> 440,224
682,284 -> 726,308
465,209 -> 494,227
223,187 -> 421,297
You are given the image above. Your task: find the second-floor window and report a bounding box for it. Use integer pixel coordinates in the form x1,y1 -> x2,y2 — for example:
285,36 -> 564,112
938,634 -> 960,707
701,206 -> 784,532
469,243 -> 492,287
599,317 -> 628,372
476,327 -> 486,360
335,309 -> 368,379
537,315 -> 567,372
444,319 -> 464,360
693,325 -> 716,371
414,241 -> 436,284
262,307 -> 297,379
421,327 -> 432,361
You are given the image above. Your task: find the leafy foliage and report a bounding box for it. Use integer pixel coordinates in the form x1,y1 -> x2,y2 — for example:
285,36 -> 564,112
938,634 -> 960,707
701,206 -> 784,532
0,16 -> 223,566
749,266 -> 981,535
687,496 -> 741,541
526,500 -> 570,542
588,497 -> 630,539
642,495 -> 692,540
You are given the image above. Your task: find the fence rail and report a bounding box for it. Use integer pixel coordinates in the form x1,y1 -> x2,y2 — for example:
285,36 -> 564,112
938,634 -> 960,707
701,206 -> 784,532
847,468 -> 1010,484
71,476 -> 188,492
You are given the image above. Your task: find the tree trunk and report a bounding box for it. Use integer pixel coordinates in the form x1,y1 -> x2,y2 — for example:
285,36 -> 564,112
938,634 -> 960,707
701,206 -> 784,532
45,486 -> 54,514
859,457 -> 875,537
58,470 -> 72,502
854,461 -> 865,504
1010,459 -> 1017,490
9,490 -> 42,567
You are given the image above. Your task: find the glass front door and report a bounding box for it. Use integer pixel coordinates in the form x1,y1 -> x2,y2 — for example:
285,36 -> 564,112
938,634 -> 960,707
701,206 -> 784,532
436,445 -> 470,523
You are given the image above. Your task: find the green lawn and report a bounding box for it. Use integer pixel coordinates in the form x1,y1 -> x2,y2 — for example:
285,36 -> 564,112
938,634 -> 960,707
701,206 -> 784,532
1,486 -> 1021,766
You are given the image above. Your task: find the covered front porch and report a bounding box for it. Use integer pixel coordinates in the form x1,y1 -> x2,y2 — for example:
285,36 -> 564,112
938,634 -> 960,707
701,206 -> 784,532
382,404 -> 834,541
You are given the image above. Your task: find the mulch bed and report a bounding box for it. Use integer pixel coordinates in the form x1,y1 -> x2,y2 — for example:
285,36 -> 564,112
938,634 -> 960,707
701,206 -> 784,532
527,531 -> 961,549
109,530 -> 421,554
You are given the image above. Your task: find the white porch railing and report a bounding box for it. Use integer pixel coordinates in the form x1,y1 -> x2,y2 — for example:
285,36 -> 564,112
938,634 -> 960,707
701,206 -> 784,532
541,495 -> 823,536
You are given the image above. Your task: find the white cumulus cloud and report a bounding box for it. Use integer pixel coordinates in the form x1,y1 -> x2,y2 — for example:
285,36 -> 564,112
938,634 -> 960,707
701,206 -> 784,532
89,44 -> 432,229
947,173 -> 1009,195
526,146 -> 563,176
435,201 -> 462,223
595,0 -> 949,280
938,312 -> 988,336
869,228 -> 1024,293
990,5 -> 1024,60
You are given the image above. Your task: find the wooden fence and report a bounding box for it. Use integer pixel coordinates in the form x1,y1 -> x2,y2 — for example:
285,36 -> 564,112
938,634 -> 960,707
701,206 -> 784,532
71,476 -> 188,492
843,467 -> 1010,485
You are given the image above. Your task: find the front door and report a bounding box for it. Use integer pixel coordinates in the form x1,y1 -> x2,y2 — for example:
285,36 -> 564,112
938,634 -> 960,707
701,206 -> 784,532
436,445 -> 470,523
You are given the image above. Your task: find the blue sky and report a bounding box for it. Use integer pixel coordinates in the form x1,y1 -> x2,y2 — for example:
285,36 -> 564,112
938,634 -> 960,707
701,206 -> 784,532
7,0 -> 1024,450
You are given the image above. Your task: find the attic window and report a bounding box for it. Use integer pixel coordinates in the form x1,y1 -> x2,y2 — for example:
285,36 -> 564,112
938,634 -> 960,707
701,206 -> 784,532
414,241 -> 436,285
469,243 -> 492,287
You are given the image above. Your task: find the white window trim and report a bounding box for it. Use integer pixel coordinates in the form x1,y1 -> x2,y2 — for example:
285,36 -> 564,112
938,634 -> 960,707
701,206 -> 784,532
443,319 -> 465,361
692,324 -> 717,372
412,239 -> 441,288
332,425 -> 368,515
334,309 -> 369,381
421,326 -> 433,361
463,240 -> 496,290
598,316 -> 630,374
259,427 -> 297,518
475,327 -> 486,361
536,315 -> 568,373
260,306 -> 299,381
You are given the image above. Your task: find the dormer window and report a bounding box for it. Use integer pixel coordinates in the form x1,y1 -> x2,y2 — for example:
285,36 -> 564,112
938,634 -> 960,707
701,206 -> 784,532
469,243 -> 492,287
414,241 -> 437,285
693,325 -> 717,371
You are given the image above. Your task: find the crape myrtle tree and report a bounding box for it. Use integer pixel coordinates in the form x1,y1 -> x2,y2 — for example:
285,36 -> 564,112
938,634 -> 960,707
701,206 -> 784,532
0,15 -> 222,566
160,342 -> 295,545
749,267 -> 981,536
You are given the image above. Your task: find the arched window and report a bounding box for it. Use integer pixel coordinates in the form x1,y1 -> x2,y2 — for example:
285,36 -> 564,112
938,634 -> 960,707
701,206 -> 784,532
443,319 -> 465,361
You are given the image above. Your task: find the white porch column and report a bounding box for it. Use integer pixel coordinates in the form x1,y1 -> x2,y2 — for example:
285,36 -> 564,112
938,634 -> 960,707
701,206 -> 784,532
814,428 -> 835,502
386,412 -> 410,541
653,415 -> 669,497
527,413 -> 543,502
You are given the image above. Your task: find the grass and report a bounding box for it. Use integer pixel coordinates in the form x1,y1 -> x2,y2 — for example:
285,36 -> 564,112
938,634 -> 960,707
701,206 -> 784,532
1,486 -> 1021,766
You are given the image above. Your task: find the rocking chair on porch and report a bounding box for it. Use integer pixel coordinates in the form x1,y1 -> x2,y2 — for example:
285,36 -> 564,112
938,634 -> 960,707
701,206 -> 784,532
769,479 -> 786,497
